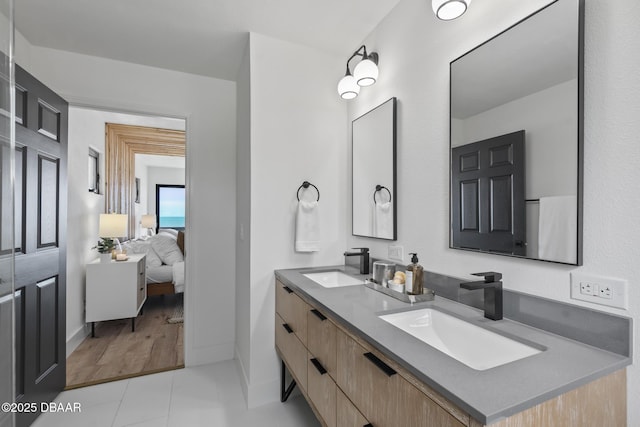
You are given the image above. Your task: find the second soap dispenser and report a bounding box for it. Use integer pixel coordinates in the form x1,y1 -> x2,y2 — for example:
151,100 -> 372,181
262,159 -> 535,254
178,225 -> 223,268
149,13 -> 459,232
405,253 -> 424,295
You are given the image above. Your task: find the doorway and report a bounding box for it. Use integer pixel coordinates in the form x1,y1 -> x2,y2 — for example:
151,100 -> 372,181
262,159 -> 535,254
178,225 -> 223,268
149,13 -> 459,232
64,112 -> 187,388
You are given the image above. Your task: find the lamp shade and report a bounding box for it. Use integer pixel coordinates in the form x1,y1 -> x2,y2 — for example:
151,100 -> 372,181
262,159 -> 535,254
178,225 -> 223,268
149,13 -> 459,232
432,0 -> 471,20
141,214 -> 156,229
337,74 -> 360,99
99,213 -> 128,238
354,58 -> 379,87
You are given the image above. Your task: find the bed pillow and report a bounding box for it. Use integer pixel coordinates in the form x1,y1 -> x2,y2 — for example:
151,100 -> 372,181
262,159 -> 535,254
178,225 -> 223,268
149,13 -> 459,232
150,234 -> 184,266
122,239 -> 162,267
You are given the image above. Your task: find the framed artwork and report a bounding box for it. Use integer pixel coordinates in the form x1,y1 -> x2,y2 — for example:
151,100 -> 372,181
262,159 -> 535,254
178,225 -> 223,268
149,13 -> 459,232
134,177 -> 140,204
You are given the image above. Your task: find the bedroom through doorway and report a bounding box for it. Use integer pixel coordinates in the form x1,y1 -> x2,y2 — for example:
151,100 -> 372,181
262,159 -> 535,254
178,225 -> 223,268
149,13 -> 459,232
65,111 -> 187,389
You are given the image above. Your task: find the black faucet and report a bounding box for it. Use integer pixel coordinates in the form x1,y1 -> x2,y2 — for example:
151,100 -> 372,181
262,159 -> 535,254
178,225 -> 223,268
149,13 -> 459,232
460,272 -> 503,321
343,248 -> 370,275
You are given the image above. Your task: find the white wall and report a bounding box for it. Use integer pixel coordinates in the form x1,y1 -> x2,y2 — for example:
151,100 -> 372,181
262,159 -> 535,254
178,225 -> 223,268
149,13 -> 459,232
235,40 -> 252,394
237,32 -> 347,407
18,45 -> 237,367
66,107 -> 185,353
346,0 -> 640,425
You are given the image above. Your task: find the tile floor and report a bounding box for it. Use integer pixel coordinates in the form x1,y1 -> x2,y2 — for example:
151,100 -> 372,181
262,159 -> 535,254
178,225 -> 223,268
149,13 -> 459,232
33,360 -> 320,427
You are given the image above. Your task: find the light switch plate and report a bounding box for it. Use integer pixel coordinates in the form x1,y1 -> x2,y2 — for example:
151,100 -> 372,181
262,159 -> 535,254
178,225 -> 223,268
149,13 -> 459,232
388,245 -> 403,261
570,272 -> 628,309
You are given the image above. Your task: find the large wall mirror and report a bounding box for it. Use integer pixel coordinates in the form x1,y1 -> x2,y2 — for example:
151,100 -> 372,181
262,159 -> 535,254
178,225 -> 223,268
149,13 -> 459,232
352,97 -> 397,240
450,0 -> 583,265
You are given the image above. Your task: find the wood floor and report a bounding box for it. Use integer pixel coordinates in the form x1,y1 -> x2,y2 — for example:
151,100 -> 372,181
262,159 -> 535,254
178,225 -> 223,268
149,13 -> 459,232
66,294 -> 184,389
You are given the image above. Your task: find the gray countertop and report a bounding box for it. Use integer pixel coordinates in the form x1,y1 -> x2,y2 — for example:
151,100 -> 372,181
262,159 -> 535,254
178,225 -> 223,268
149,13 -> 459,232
275,265 -> 631,425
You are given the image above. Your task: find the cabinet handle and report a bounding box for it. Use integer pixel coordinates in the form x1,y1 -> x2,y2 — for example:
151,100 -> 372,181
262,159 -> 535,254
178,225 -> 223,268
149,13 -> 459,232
283,286 -> 294,294
364,424 -> 373,427
363,352 -> 396,377
310,358 -> 327,375
282,323 -> 294,334
310,309 -> 326,321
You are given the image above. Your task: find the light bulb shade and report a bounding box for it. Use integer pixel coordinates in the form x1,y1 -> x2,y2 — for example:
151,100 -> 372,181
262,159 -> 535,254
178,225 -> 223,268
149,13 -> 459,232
432,0 -> 471,20
353,58 -> 379,87
140,214 -> 156,229
337,74 -> 360,99
99,213 -> 128,238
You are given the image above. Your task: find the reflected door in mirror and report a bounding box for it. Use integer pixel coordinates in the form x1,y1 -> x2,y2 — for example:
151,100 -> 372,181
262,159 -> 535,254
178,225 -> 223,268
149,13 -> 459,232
451,131 -> 525,255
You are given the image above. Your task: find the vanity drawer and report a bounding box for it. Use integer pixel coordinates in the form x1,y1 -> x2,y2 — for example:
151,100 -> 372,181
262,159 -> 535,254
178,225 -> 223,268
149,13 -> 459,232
336,329 -> 400,427
275,313 -> 307,392
276,280 -> 309,345
307,353 -> 336,427
307,307 -> 337,379
337,388 -> 370,427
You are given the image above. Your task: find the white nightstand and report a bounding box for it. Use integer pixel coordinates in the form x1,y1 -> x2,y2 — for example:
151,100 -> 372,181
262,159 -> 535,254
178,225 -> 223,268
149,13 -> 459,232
86,253 -> 147,337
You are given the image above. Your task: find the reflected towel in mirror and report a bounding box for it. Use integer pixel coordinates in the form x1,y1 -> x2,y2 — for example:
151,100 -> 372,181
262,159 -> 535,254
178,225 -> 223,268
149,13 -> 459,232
373,201 -> 392,239
295,201 -> 320,252
538,196 -> 577,264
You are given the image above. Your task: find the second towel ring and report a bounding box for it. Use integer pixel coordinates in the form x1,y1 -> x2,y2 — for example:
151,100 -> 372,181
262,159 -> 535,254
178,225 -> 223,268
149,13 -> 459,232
297,181 -> 320,202
373,185 -> 392,204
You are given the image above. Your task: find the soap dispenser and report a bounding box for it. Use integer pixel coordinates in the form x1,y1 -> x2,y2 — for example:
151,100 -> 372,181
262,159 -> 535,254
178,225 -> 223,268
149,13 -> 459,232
405,253 -> 424,295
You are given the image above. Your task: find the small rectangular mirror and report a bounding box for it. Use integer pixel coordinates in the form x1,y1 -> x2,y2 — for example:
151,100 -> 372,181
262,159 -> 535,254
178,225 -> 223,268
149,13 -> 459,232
450,0 -> 583,265
352,97 -> 397,240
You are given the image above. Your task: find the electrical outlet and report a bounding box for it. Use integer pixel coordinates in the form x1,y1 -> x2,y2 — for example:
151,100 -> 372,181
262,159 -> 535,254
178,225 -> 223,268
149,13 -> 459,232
570,273 -> 627,309
388,245 -> 403,261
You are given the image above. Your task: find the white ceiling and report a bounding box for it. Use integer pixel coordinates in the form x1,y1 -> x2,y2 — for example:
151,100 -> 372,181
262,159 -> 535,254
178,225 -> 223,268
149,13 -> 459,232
15,0 -> 401,81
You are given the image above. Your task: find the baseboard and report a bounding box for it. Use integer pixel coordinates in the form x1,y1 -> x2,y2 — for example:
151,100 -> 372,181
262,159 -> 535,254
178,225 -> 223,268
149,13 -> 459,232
245,376 -> 280,408
185,341 -> 234,367
66,324 -> 90,358
234,348 -> 250,406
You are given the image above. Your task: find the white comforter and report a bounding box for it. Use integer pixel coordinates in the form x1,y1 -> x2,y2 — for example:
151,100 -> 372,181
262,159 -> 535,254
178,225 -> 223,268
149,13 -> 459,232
172,261 -> 185,293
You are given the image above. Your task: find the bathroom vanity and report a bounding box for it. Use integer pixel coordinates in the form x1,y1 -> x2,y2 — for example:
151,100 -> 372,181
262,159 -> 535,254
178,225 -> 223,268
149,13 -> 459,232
274,266 -> 629,426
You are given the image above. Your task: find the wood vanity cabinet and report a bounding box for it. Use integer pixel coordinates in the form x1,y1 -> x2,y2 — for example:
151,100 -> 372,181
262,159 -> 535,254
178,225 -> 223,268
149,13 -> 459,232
337,389 -> 370,427
274,278 -> 626,427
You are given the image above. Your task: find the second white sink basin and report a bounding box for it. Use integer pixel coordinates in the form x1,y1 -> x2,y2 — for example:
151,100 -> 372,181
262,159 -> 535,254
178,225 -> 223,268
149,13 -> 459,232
303,271 -> 365,288
379,308 -> 542,370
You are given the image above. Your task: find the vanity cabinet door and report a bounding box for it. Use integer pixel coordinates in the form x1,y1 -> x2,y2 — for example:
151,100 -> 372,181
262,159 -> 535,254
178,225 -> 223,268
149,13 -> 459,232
275,280 -> 309,345
307,308 -> 337,379
275,313 -> 307,392
336,329 -> 400,427
337,388 -> 370,427
307,353 -> 337,427
395,380 -> 465,427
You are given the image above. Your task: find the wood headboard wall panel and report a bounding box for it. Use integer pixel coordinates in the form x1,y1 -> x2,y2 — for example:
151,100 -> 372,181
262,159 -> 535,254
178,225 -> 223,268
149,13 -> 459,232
105,123 -> 186,237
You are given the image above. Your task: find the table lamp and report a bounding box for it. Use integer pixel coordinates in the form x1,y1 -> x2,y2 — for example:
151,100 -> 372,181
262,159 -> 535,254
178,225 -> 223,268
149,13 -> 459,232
141,214 -> 156,238
99,213 -> 128,253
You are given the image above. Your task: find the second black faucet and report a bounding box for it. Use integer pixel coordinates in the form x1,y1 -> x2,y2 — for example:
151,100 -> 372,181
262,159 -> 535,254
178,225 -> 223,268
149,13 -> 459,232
344,248 -> 370,275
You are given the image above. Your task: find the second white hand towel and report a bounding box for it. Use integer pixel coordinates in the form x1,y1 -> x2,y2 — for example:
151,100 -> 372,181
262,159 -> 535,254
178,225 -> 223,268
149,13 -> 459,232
295,200 -> 320,252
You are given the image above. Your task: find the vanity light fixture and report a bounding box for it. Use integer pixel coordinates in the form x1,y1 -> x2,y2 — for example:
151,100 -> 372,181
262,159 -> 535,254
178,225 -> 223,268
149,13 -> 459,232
337,45 -> 379,99
432,0 -> 472,20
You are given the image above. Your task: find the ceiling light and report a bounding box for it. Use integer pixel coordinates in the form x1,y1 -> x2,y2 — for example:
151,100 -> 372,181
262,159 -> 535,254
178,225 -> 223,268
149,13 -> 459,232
432,0 -> 471,20
337,45 -> 379,100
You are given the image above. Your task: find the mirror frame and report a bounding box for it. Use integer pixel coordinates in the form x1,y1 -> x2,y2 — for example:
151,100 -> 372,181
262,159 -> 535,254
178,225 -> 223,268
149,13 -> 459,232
448,0 -> 584,265
352,97 -> 398,240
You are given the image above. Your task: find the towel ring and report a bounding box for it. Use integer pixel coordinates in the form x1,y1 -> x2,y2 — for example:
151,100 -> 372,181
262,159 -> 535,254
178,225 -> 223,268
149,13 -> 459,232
373,185 -> 392,204
297,181 -> 320,202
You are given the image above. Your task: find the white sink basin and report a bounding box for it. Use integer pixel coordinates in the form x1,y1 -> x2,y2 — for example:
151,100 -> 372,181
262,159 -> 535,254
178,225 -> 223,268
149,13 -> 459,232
303,271 -> 365,288
379,308 -> 542,370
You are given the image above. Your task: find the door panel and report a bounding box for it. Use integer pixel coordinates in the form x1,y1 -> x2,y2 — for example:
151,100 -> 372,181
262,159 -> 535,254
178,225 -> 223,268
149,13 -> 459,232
14,64 -> 67,427
452,130 -> 525,255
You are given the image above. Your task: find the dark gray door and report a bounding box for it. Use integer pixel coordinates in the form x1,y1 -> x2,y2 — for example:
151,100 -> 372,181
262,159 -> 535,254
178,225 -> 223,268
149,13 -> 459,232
451,130 -> 525,255
12,65 -> 67,427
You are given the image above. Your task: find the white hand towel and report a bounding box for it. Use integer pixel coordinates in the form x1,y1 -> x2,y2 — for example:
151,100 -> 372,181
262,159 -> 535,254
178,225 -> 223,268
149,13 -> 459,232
538,196 -> 577,263
374,202 -> 393,239
295,201 -> 320,252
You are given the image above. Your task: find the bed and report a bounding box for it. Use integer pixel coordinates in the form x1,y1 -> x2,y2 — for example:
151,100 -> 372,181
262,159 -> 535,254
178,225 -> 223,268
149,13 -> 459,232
122,230 -> 185,296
